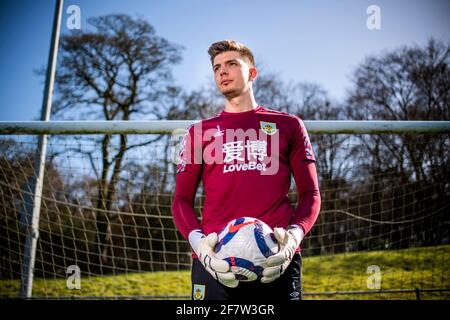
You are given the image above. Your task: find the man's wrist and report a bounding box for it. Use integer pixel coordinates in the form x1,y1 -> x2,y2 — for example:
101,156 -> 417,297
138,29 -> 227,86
188,229 -> 205,256
287,224 -> 304,246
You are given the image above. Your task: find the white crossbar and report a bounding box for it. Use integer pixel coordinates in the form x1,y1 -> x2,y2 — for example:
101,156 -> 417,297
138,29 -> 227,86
0,120 -> 449,134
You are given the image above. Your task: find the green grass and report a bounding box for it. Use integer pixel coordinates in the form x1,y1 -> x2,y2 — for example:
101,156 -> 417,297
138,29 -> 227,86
1,245 -> 449,299
301,244 -> 450,299
0,270 -> 191,299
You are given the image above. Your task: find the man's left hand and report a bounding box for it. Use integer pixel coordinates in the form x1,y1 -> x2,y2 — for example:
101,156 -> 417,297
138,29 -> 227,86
261,225 -> 304,284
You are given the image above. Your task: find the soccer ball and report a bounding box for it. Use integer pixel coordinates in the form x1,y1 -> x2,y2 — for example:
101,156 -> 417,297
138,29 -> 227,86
214,217 -> 279,282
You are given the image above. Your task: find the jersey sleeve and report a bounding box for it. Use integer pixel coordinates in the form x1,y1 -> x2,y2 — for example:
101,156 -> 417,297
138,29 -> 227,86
172,123 -> 203,240
289,116 -> 321,235
289,116 -> 315,163
176,124 -> 203,175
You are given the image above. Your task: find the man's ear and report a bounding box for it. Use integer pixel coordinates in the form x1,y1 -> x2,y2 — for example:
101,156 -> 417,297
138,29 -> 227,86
248,67 -> 258,82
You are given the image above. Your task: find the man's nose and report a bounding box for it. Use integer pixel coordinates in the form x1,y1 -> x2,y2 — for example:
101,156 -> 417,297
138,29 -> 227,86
219,66 -> 228,76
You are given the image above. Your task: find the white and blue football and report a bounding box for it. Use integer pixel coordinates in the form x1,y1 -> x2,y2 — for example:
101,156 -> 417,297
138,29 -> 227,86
214,217 -> 279,282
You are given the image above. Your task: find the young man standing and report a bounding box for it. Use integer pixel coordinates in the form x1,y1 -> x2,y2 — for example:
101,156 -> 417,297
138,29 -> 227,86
172,40 -> 321,300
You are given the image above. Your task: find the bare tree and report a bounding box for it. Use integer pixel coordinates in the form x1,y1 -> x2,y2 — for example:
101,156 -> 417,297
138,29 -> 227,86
346,38 -> 450,249
347,38 -> 449,183
51,14 -> 183,271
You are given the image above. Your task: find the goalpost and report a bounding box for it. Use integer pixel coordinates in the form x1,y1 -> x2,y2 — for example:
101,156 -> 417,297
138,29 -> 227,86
0,120 -> 449,299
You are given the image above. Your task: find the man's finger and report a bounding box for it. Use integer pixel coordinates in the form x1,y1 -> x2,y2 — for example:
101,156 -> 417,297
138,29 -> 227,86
261,274 -> 278,284
205,232 -> 219,247
218,278 -> 239,288
209,255 -> 231,273
273,227 -> 288,244
205,265 -> 235,281
266,252 -> 285,267
205,267 -> 235,281
262,265 -> 280,278
214,270 -> 236,281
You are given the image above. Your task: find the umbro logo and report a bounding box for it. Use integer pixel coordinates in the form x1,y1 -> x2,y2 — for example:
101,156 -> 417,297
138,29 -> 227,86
213,125 -> 224,137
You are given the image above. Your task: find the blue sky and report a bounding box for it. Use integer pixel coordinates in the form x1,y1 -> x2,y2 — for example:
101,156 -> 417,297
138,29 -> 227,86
0,0 -> 448,121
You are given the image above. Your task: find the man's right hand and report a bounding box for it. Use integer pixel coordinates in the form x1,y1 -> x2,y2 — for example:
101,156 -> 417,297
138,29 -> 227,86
190,231 -> 238,288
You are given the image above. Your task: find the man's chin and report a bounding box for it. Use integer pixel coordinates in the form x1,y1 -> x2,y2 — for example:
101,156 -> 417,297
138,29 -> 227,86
221,88 -> 241,99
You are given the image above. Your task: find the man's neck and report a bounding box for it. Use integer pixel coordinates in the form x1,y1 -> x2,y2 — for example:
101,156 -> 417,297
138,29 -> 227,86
223,92 -> 258,113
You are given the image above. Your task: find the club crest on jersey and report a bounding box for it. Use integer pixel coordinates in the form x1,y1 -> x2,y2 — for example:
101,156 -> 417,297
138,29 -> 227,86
260,121 -> 277,135
193,284 -> 205,300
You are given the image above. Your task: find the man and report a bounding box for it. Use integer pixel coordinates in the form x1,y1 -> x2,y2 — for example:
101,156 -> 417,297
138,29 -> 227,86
172,40 -> 321,300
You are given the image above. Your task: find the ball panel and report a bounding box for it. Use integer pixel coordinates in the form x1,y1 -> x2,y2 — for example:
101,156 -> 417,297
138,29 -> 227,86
214,217 -> 279,281
223,257 -> 262,281
254,220 -> 279,258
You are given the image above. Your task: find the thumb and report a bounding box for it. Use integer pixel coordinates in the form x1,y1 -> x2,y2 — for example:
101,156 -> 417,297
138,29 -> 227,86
205,232 -> 219,248
273,227 -> 288,245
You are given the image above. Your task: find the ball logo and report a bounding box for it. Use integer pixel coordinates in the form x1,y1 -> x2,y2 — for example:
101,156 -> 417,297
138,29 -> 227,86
228,221 -> 254,233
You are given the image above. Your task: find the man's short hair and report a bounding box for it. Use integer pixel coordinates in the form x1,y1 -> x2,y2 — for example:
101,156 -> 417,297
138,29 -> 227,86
208,40 -> 255,66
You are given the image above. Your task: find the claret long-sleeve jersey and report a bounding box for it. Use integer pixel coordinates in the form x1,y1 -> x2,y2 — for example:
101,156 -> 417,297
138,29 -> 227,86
172,105 -> 321,249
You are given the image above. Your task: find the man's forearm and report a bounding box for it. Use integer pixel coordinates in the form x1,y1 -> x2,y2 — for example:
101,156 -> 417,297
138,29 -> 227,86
291,160 -> 321,235
172,172 -> 202,240
292,188 -> 321,235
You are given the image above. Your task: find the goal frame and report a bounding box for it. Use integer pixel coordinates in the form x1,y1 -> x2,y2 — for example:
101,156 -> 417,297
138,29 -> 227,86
1,120 -> 449,299
1,120 -> 450,135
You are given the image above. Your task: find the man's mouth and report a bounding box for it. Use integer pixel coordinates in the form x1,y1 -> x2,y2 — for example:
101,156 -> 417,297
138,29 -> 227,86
221,79 -> 232,86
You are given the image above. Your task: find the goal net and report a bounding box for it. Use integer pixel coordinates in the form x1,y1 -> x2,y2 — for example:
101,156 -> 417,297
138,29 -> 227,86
0,122 -> 449,299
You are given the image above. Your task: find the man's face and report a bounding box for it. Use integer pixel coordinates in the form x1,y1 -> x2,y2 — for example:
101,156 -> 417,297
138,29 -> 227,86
212,51 -> 256,99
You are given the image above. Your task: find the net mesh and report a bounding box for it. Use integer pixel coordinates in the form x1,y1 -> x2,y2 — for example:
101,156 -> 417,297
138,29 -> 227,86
0,132 -> 449,299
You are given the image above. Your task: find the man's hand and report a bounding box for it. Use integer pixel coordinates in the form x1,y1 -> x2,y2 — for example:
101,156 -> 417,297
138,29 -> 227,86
261,225 -> 304,284
190,231 -> 238,288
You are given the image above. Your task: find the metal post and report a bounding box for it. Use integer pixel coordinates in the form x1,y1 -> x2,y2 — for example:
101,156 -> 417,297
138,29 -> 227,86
20,0 -> 64,298
415,287 -> 421,300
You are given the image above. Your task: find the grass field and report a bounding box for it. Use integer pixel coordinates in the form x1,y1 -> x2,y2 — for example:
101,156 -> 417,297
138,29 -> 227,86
1,245 -> 449,299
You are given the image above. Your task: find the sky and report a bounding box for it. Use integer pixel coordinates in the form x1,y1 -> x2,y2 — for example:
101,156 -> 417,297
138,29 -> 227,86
0,0 -> 449,121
